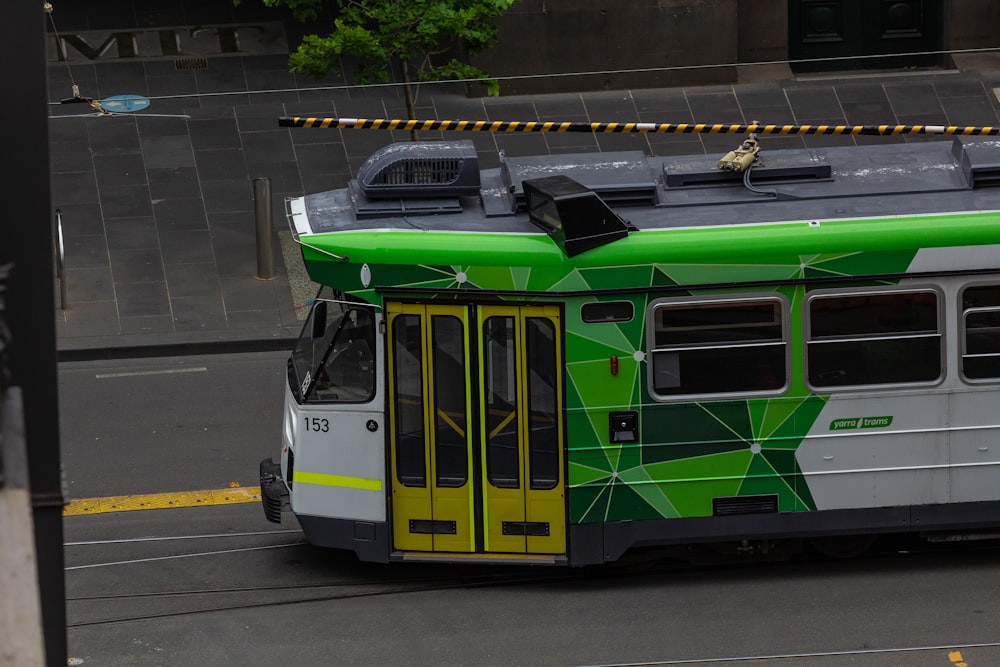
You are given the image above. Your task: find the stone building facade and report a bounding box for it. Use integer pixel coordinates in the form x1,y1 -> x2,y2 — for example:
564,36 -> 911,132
470,0 -> 1000,95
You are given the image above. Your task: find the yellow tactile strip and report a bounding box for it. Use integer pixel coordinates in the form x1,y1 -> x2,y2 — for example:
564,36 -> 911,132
63,486 -> 261,516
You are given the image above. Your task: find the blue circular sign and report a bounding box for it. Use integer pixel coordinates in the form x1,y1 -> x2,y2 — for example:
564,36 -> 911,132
100,94 -> 151,113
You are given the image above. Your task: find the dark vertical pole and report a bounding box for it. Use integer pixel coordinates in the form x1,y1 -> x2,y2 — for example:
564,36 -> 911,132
1,3 -> 67,666
254,177 -> 276,280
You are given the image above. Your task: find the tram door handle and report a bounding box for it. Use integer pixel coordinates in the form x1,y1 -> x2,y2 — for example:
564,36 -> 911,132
610,411 -> 638,443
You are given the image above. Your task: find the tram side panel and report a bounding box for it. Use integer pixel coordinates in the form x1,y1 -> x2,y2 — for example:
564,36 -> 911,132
564,289 -> 814,564
797,275 -> 1000,523
563,277 -> 1000,565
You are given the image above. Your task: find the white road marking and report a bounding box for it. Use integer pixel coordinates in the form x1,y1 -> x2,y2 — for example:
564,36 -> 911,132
64,542 -> 303,571
95,367 -> 208,379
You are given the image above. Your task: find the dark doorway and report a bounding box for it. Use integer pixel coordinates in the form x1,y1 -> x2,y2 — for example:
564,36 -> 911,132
789,1 -> 944,73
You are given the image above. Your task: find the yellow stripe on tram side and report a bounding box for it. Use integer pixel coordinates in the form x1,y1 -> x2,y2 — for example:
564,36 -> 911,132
63,486 -> 261,516
293,470 -> 383,492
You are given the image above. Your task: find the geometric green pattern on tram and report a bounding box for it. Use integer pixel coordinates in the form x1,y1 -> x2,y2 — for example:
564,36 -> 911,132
654,261 -> 802,286
764,395 -> 827,452
560,256 -> 850,523
527,266 -> 575,291
565,310 -> 635,352
800,249 -> 918,279
616,464 -> 681,519
567,357 -> 635,410
465,265 -> 521,290
563,366 -> 587,412
391,264 -> 459,289
652,266 -> 680,288
740,454 -> 808,511
630,450 -> 751,518
571,472 -> 670,522
578,265 -> 657,291
641,403 -> 752,462
754,450 -> 813,511
549,270 -> 595,293
509,266 -> 532,291
565,328 -> 632,363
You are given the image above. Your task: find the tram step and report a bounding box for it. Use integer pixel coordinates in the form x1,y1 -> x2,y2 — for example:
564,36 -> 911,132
391,551 -> 567,566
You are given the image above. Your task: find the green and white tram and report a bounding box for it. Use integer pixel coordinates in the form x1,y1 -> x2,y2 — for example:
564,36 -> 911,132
260,133 -> 1000,565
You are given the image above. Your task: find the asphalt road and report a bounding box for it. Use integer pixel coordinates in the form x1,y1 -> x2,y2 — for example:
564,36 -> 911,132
58,353 -> 1000,666
64,526 -> 1000,666
58,351 -> 288,499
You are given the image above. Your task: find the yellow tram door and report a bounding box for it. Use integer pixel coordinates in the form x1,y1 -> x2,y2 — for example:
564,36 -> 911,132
478,305 -> 565,555
387,303 -> 474,552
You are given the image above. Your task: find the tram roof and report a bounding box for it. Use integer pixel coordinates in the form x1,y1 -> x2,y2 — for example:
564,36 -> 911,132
288,137 -> 1000,294
294,136 -> 1000,240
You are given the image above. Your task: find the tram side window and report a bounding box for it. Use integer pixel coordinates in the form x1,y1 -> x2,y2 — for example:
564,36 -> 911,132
807,289 -> 941,388
647,297 -> 787,399
961,284 -> 1000,380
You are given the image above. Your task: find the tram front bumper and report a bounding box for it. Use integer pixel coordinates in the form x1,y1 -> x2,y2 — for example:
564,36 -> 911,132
259,458 -> 289,523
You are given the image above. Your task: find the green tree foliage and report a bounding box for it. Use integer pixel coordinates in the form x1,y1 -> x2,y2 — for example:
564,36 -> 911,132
237,0 -> 518,122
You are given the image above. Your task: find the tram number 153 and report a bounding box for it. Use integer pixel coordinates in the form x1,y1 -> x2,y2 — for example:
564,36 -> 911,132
305,417 -> 329,432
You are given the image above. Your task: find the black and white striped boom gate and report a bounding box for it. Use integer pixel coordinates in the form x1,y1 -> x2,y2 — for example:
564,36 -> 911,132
277,116 -> 1000,136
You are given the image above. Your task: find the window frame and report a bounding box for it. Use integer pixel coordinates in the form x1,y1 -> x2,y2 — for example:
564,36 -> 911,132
804,285 -> 944,392
959,282 -> 1000,383
645,293 -> 790,403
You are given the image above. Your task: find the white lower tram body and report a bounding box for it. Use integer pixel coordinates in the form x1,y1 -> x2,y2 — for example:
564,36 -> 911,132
281,386 -> 386,523
799,387 -> 1000,511
259,313 -> 392,561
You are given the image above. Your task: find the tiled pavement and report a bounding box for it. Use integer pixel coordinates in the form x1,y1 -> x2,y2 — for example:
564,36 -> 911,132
46,1 -> 1000,356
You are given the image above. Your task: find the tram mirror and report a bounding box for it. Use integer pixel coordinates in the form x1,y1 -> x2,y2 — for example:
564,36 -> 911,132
311,301 -> 328,341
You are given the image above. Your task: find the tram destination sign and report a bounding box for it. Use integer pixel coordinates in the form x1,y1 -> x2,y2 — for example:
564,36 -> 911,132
47,22 -> 289,64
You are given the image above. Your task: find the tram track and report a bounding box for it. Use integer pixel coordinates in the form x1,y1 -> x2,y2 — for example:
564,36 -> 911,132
573,642 -> 1000,666
64,527 -> 594,628
64,528 -> 1000,633
66,567 -> 588,629
65,529 -> 1000,667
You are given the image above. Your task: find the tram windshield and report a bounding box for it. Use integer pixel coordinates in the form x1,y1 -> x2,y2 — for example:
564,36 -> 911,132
291,289 -> 375,403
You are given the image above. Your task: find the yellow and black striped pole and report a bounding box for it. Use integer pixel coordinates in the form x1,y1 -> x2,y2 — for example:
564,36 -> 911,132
278,116 -> 1000,137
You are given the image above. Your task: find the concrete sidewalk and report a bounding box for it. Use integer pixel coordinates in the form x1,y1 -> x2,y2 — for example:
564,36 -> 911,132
45,1 -> 1000,359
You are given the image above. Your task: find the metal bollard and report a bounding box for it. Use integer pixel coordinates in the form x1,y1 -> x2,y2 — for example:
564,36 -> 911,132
253,177 -> 276,280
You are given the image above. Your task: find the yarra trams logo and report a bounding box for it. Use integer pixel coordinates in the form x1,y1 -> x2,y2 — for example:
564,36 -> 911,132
46,23 -> 289,63
829,416 -> 894,431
